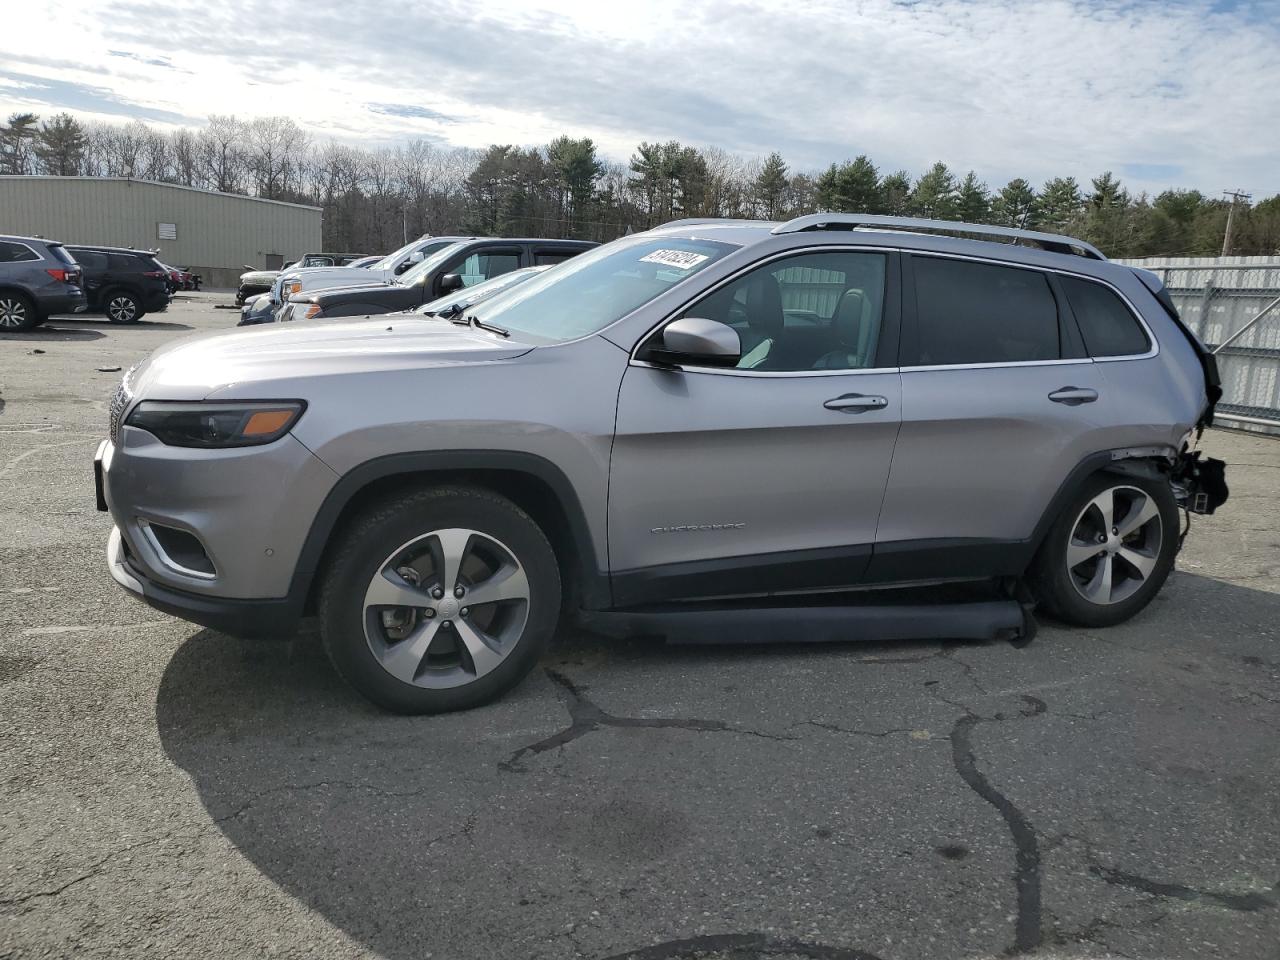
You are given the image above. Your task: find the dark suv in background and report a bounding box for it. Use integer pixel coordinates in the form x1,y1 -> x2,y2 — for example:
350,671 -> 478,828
283,238 -> 596,321
66,245 -> 171,323
0,235 -> 86,331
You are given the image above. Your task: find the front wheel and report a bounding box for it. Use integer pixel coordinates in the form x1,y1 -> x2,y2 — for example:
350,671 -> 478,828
319,486 -> 561,713
1030,472 -> 1180,627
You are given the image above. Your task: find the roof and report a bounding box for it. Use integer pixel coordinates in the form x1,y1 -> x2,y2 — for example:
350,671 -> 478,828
0,176 -> 323,212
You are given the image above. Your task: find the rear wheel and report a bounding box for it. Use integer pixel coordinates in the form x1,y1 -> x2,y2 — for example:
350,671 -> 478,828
104,290 -> 143,323
1031,472 -> 1179,627
319,486 -> 561,713
0,292 -> 38,332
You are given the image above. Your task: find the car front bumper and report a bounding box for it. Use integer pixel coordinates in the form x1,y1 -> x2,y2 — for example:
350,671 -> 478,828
96,427 -> 339,633
106,526 -> 302,637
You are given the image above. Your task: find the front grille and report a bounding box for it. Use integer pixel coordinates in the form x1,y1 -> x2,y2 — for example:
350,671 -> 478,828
108,380 -> 132,443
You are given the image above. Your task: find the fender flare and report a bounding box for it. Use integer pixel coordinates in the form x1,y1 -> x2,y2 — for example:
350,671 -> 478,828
284,449 -> 609,611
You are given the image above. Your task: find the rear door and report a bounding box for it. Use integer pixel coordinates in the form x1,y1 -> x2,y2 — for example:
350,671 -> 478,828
867,252 -> 1105,582
73,250 -> 109,302
609,247 -> 903,605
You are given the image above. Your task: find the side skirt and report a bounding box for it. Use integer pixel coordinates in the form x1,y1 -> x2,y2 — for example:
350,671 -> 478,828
583,589 -> 1029,646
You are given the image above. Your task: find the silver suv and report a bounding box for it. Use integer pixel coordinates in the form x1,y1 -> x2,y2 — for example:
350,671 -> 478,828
96,215 -> 1227,713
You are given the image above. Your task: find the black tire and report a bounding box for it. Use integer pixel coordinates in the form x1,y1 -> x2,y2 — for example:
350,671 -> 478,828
0,291 -> 39,332
1030,470 -> 1179,627
319,485 -> 561,713
103,289 -> 144,324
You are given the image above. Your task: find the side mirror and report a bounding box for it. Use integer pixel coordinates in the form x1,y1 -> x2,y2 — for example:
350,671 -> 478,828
438,273 -> 465,295
644,317 -> 741,368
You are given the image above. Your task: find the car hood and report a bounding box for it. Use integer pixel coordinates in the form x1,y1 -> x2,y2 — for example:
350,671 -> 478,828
125,316 -> 533,401
307,280 -> 399,302
239,270 -> 279,284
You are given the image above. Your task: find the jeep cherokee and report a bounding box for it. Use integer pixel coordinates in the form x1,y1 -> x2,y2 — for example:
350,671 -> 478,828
96,215 -> 1227,713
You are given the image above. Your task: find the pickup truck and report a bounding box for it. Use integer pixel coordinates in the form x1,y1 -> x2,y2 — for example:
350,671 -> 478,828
282,238 -> 596,322
236,252 -> 369,305
269,236 -> 465,318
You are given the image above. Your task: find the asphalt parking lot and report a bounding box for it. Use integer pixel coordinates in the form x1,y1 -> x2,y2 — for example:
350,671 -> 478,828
1,292 -> 1278,960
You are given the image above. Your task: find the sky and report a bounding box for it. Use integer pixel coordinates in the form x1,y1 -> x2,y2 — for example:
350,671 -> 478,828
3,0 -> 1279,197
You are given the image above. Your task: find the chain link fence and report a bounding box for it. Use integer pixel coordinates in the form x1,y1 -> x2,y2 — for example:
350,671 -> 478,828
1118,256 -> 1280,436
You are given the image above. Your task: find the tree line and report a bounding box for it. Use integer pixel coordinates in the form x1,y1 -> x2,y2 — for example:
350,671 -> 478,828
2,111 -> 1277,259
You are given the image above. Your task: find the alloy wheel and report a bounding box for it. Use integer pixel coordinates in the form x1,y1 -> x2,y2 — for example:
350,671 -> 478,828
0,297 -> 28,328
1065,484 -> 1163,606
363,527 -> 531,688
108,296 -> 138,322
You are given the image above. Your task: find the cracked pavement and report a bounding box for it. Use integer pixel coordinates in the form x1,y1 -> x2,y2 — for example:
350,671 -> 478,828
2,295 -> 1279,959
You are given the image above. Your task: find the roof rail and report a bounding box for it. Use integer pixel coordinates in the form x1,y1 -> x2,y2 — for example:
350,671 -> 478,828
658,218 -> 764,229
772,213 -> 1106,261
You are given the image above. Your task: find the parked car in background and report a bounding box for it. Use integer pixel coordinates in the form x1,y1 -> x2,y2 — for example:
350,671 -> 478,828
236,252 -> 368,305
95,215 -> 1227,713
282,240 -> 594,321
269,236 -> 465,316
286,265 -> 550,324
237,292 -> 275,327
66,245 -> 170,323
0,234 -> 86,331
157,262 -> 199,294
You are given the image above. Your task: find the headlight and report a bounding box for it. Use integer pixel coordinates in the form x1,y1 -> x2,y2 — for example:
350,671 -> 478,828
125,401 -> 306,448
303,303 -> 322,320
283,280 -> 303,297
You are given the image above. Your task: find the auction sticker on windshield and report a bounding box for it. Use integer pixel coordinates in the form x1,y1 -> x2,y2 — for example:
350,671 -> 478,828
639,249 -> 710,271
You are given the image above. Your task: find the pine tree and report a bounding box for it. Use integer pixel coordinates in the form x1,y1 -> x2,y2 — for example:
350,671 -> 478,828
814,155 -> 882,212
990,178 -> 1037,227
1036,177 -> 1083,229
753,151 -> 789,219
955,171 -> 990,223
910,162 -> 958,219
35,113 -> 87,176
0,112 -> 40,175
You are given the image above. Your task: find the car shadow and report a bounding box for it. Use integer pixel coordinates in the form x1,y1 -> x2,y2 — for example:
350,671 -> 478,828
45,316 -> 194,332
154,572 -> 1280,959
0,324 -> 106,342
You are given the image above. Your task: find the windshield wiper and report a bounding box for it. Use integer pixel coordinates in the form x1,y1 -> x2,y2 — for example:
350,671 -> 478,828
465,313 -> 509,337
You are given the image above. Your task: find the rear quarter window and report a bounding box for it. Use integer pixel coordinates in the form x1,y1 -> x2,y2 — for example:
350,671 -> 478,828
108,253 -> 139,271
911,256 -> 1060,365
49,244 -> 77,266
1059,275 -> 1151,357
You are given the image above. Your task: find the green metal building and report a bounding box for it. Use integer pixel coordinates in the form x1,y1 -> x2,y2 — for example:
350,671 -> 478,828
0,176 -> 322,288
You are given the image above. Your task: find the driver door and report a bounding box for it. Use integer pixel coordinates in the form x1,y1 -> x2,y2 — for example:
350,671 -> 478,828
608,248 -> 903,606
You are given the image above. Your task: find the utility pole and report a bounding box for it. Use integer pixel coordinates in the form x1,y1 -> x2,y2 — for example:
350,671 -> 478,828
1222,189 -> 1251,256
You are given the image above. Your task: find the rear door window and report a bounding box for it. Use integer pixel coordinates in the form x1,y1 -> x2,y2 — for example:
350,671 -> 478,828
0,241 -> 39,263
73,250 -> 108,271
910,256 -> 1060,365
1059,275 -> 1151,357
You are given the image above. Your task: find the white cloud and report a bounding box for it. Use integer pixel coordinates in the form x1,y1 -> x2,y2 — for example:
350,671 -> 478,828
3,0 -> 1278,195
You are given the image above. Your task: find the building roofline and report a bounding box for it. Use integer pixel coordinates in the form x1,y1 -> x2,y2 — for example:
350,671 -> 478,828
0,176 -> 323,212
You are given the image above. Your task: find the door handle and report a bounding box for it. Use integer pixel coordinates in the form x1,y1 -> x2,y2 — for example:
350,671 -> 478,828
1048,386 -> 1099,405
824,393 -> 889,413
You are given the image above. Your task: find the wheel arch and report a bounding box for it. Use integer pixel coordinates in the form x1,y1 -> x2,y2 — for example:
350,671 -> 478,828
291,450 -> 609,617
1027,448 -> 1176,561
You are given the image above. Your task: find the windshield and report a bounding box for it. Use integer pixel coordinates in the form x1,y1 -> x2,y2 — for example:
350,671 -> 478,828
416,266 -> 547,315
396,241 -> 469,287
371,237 -> 454,274
469,236 -> 738,342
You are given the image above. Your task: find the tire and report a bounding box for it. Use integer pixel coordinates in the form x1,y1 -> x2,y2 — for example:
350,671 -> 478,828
104,290 -> 144,324
319,485 -> 561,713
0,292 -> 39,332
1030,471 -> 1179,627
